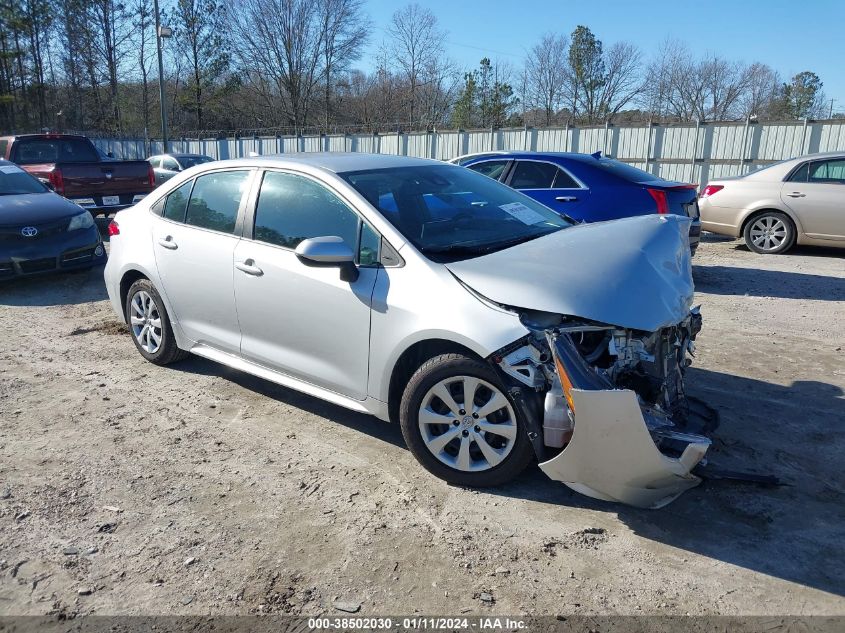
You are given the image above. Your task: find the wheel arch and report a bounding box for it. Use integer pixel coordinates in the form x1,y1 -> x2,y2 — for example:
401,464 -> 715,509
387,338 -> 483,424
119,268 -> 150,320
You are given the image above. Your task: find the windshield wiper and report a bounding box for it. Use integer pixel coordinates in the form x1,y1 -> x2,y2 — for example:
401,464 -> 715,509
422,231 -> 555,256
421,243 -> 491,255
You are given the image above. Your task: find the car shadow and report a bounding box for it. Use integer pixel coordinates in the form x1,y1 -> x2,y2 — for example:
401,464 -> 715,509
169,349 -> 845,597
732,241 -> 845,259
693,264 -> 845,300
0,265 -> 108,306
168,355 -> 407,450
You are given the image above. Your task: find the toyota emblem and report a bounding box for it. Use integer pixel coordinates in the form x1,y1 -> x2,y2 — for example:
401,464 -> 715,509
21,226 -> 37,237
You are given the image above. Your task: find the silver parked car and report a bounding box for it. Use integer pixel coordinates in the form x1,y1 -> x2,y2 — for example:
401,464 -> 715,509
699,152 -> 845,254
104,153 -> 707,508
148,153 -> 214,186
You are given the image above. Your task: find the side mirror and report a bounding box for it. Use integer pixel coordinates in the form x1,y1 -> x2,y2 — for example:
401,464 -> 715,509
295,236 -> 358,282
107,151 -> 115,158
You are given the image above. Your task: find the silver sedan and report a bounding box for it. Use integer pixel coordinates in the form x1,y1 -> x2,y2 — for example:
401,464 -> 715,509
104,153 -> 706,508
699,152 -> 845,254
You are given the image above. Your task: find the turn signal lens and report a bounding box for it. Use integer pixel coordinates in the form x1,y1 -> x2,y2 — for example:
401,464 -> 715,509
553,354 -> 576,414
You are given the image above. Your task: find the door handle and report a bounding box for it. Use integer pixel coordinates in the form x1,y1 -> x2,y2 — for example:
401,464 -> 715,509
235,259 -> 263,276
786,192 -> 806,198
157,236 -> 178,249
555,196 -> 578,202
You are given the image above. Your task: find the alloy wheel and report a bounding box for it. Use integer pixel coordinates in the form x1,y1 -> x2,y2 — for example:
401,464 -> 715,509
130,290 -> 163,354
749,216 -> 788,252
418,375 -> 517,472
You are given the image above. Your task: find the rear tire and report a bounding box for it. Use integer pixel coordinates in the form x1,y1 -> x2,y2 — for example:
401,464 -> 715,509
125,278 -> 188,365
743,211 -> 795,254
399,354 -> 534,487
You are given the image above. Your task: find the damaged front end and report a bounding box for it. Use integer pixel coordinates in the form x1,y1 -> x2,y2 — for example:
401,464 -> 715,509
494,308 -> 712,509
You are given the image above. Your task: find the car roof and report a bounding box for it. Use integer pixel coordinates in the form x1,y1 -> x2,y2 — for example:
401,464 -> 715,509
454,150 -> 608,164
193,152 -> 442,173
151,153 -> 211,159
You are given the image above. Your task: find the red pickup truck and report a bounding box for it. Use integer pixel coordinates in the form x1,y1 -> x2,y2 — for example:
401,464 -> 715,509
0,134 -> 155,215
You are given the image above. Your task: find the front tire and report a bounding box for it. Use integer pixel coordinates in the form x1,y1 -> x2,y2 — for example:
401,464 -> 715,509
399,354 -> 534,487
744,211 -> 795,254
125,279 -> 188,365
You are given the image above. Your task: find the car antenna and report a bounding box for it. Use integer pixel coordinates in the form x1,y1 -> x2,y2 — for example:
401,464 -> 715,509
591,151 -> 602,160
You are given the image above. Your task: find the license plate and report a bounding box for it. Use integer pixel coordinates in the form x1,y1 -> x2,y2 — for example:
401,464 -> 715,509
102,195 -> 120,206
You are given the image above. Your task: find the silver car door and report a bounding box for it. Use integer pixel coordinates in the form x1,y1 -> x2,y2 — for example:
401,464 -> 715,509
151,169 -> 254,353
233,169 -> 379,400
781,158 -> 845,240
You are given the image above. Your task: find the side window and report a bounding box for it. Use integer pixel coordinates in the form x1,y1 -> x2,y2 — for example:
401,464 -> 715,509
359,222 -> 381,266
148,157 -> 160,169
185,170 -> 250,234
788,162 -> 809,183
163,180 -> 193,222
162,157 -> 179,171
253,171 -> 360,251
809,159 -> 845,184
468,160 -> 509,180
509,161 -> 558,189
150,197 -> 166,217
553,168 -> 579,188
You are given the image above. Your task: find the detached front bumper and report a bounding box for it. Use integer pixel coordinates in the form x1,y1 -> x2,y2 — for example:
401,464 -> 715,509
539,389 -> 709,508
538,330 -> 710,509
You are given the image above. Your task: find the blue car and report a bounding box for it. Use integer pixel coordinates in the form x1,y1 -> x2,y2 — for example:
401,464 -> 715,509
451,151 -> 701,254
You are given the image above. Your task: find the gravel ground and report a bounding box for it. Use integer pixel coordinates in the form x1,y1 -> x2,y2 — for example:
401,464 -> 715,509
0,234 -> 843,618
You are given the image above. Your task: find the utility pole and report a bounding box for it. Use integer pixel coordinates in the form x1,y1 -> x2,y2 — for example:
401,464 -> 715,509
830,98 -> 837,119
153,0 -> 171,153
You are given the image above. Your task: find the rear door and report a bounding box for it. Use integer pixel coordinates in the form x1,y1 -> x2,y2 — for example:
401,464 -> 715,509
782,158 -> 845,240
505,159 -> 590,220
151,168 -> 255,352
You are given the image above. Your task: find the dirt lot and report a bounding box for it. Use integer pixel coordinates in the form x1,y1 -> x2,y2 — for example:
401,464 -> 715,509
1,234 -> 843,618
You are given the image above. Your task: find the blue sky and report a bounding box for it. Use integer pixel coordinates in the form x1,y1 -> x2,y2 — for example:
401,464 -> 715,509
363,0 -> 845,110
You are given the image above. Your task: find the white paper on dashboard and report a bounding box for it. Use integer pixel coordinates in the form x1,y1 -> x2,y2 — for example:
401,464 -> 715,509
0,165 -> 23,174
499,202 -> 546,225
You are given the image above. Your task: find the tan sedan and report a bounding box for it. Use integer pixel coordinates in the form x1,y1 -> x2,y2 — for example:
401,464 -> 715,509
699,152 -> 845,254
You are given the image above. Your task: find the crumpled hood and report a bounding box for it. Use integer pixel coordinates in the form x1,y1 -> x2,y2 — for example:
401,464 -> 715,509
445,214 -> 694,332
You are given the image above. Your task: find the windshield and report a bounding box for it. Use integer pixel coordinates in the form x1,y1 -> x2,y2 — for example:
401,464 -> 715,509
12,138 -> 99,164
0,165 -> 47,194
179,155 -> 213,168
341,165 -> 570,260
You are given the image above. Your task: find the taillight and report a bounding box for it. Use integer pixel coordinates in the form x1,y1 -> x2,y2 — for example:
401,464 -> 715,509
701,184 -> 724,198
147,163 -> 155,187
107,220 -> 120,236
49,168 -> 64,195
647,188 -> 669,214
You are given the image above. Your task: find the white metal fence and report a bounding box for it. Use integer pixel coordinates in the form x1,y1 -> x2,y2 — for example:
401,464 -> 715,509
92,119 -> 845,185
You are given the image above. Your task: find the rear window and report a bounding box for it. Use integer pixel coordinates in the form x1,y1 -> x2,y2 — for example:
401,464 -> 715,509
12,138 -> 99,164
593,159 -> 663,183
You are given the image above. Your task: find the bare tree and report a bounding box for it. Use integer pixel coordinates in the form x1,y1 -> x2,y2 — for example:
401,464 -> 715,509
740,62 -> 780,119
317,0 -> 368,128
596,41 -> 642,121
386,3 -> 445,125
231,0 -> 325,129
522,33 -> 568,126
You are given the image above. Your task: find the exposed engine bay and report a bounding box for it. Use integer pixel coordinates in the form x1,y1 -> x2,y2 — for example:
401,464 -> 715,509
492,307 -> 713,509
